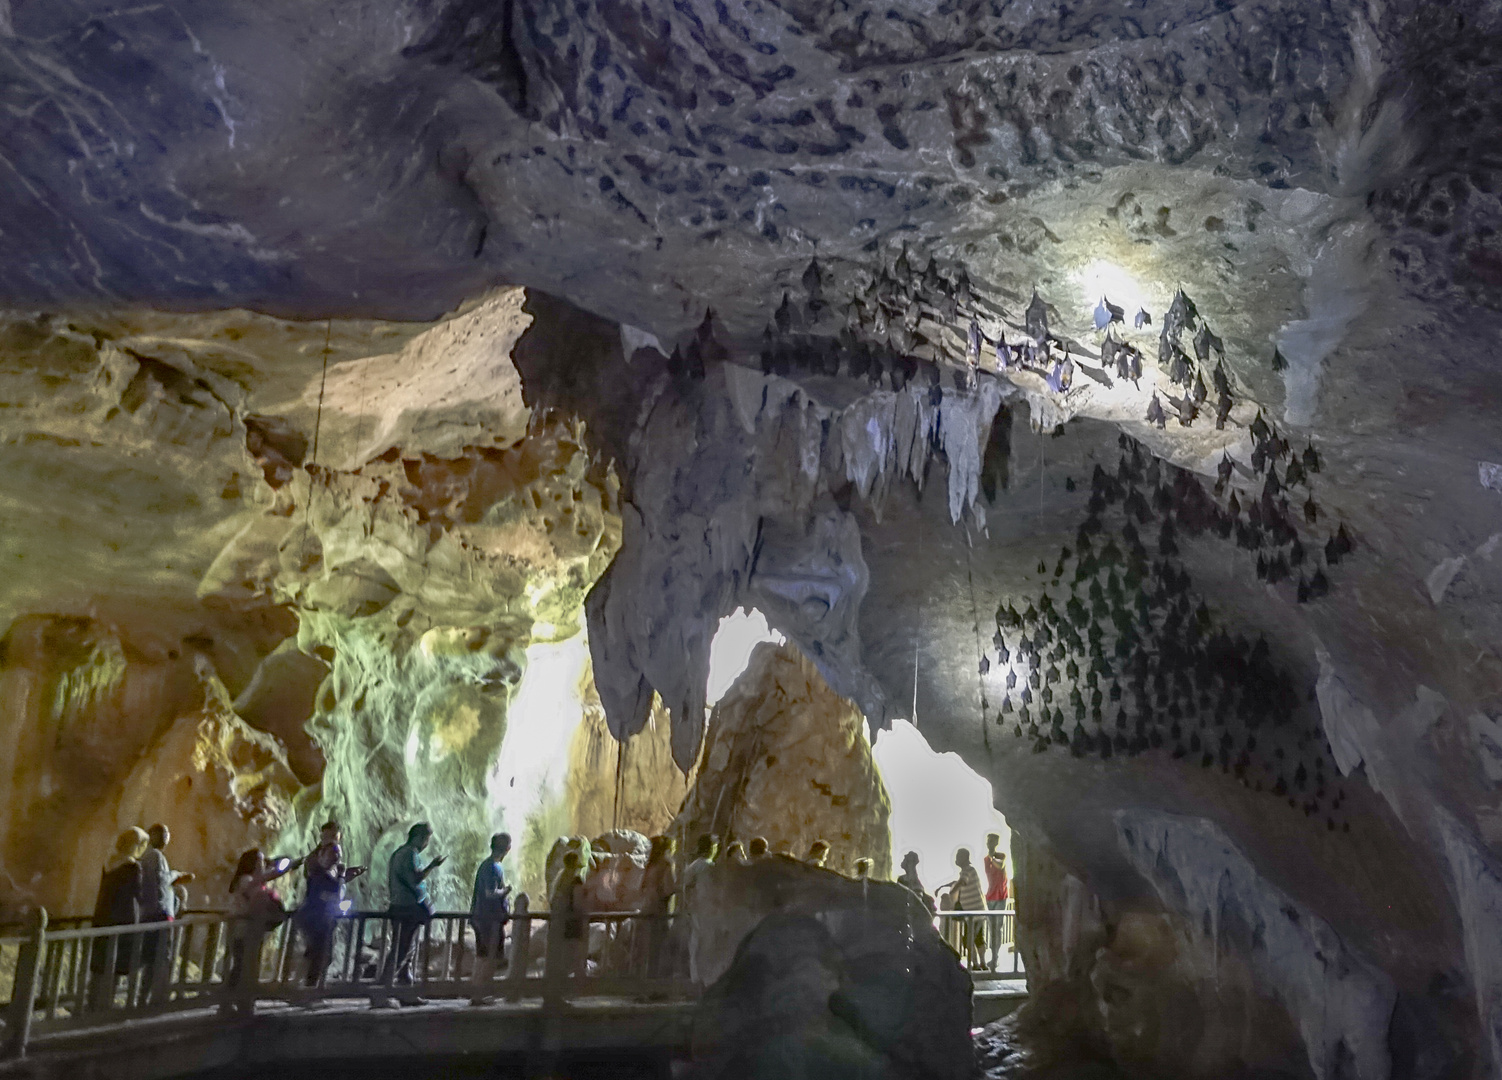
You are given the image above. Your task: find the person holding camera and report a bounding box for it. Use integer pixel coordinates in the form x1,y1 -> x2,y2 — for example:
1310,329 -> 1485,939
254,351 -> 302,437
469,832 -> 513,1005
296,821 -> 367,990
376,822 -> 445,1006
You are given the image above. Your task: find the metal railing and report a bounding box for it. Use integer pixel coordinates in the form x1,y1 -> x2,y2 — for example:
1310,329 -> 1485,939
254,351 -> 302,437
936,907 -> 1021,974
0,895 -> 692,1061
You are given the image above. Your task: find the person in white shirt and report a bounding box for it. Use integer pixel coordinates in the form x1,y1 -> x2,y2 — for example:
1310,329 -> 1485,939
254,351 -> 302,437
138,823 -> 193,1001
681,834 -> 719,986
140,823 -> 193,920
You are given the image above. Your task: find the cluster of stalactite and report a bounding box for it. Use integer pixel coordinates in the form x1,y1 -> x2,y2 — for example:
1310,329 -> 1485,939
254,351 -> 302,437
987,436 -> 1359,833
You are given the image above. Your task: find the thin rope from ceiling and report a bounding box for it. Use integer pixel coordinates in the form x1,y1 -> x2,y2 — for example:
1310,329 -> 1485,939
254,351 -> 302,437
302,319 -> 333,535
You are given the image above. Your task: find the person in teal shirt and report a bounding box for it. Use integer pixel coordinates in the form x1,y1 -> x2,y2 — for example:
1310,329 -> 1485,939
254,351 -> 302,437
469,832 -> 512,1005
377,822 -> 446,1005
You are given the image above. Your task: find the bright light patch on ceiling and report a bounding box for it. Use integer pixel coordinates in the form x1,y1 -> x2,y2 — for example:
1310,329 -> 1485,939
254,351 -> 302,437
1075,258 -> 1153,323
872,718 -> 1009,893
706,607 -> 785,707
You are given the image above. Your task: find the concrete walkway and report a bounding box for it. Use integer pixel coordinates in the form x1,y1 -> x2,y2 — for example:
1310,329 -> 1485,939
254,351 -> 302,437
0,997 -> 696,1080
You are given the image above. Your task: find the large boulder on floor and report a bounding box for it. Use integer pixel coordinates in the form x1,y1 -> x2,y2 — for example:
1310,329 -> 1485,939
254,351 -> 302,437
688,855 -> 972,1080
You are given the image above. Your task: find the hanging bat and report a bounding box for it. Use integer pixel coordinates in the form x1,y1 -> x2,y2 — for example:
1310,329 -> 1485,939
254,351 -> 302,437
1146,393 -> 1168,428
1026,291 -> 1049,345
1094,296 -> 1125,330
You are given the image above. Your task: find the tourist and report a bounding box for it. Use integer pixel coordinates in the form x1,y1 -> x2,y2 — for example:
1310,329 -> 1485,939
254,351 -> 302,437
469,832 -> 513,1005
897,850 -> 936,914
639,835 -> 677,977
983,835 -> 1010,970
222,847 -> 299,1012
723,840 -> 747,865
138,824 -> 192,1001
94,827 -> 148,929
805,840 -> 830,868
140,824 -> 193,920
942,848 -> 986,969
297,822 -> 366,989
377,822 -> 446,1005
853,858 -> 873,880
747,836 -> 769,859
681,834 -> 717,985
548,836 -> 590,907
683,834 -> 719,892
89,827 -> 149,1006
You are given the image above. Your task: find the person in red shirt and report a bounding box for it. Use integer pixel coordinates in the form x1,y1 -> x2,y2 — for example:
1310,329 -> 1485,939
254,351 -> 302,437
983,834 -> 1010,970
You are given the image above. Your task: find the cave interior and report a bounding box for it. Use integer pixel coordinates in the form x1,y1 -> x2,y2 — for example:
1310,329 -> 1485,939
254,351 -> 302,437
2,0 -> 1502,1078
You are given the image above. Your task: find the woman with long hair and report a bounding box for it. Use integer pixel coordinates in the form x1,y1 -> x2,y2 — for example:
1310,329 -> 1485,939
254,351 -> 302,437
88,827 -> 150,1007
221,847 -> 300,1010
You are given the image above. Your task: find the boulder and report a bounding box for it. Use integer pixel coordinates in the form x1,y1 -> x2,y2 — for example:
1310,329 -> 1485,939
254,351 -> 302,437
675,642 -> 892,877
689,855 -> 973,1080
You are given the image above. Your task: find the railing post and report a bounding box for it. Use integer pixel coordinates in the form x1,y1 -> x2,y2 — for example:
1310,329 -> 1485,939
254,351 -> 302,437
238,922 -> 267,1016
505,896 -> 531,1003
148,921 -> 175,1005
542,905 -> 569,1009
3,907 -> 47,1060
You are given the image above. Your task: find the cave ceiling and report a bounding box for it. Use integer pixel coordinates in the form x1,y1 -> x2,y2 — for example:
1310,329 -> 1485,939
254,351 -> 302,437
4,0 -> 1502,1068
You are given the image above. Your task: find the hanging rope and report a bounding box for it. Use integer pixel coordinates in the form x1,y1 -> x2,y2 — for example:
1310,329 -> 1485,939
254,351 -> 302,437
311,319 -> 331,469
301,320 -> 333,536
612,735 -> 625,833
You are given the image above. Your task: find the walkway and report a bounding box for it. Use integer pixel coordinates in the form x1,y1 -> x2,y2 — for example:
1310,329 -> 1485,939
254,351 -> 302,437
0,901 -> 1026,1078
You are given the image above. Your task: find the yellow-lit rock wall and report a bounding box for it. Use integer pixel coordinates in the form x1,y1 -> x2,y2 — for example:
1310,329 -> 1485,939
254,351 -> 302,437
567,687 -> 691,843
0,616 -> 298,915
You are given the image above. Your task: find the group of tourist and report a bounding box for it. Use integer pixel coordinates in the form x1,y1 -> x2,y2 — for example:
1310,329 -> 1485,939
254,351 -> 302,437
88,824 -> 195,1003
89,818 -> 1013,1007
896,833 -> 1012,971
93,824 -> 195,929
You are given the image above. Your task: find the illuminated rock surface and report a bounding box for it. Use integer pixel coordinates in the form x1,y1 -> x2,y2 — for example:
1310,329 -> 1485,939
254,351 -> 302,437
0,615 -> 298,913
676,641 -> 892,878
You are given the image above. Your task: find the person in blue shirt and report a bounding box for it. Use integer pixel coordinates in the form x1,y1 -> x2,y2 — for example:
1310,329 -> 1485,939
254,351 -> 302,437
469,832 -> 512,1005
376,822 -> 446,1005
296,821 -> 367,989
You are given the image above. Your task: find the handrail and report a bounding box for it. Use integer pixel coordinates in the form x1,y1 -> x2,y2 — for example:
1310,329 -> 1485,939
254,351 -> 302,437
0,898 -> 696,1062
0,900 -> 1020,1062
934,907 -> 1022,975
39,913 -> 228,943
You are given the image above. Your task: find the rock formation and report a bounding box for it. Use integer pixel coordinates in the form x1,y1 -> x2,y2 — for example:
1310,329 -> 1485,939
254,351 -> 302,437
689,856 -> 972,1080
676,642 -> 891,878
566,688 -> 691,843
0,616 -> 298,915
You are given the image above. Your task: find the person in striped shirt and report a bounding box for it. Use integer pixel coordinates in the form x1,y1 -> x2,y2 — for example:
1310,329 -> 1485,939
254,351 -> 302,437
948,848 -> 985,969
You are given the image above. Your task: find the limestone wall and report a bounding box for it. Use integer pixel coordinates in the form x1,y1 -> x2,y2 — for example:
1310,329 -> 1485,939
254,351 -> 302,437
0,616 -> 298,915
